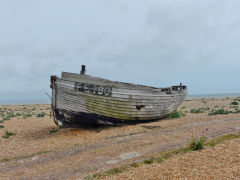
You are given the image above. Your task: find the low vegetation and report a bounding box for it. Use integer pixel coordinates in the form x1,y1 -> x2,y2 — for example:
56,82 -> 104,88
167,111 -> 185,118
105,168 -> 122,175
157,157 -> 165,163
208,108 -> 240,115
190,107 -> 209,113
3,117 -> 10,121
37,112 -> 46,117
144,159 -> 154,164
23,113 -> 32,119
2,131 -> 15,139
205,133 -> 240,146
0,106 -> 51,122
189,136 -> 206,151
209,109 -> 231,115
201,99 -> 207,103
130,163 -> 139,168
234,98 -> 240,102
49,128 -> 59,134
0,150 -> 49,163
230,101 -> 239,106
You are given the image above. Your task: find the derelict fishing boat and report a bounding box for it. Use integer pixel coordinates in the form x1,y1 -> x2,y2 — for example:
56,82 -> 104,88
50,66 -> 187,126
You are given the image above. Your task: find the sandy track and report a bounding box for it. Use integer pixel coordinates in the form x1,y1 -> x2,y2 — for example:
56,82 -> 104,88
0,98 -> 240,179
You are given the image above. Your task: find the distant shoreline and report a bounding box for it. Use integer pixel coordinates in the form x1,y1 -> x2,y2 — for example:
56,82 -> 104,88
187,93 -> 240,99
0,101 -> 50,105
0,93 -> 239,105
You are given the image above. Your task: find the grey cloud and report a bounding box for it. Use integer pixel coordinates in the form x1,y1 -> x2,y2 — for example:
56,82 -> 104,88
0,0 -> 240,103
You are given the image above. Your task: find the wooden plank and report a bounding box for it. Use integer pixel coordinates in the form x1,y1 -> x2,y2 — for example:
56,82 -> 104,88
55,80 -> 187,100
56,84 -> 186,106
61,72 -> 180,91
56,95 -> 181,116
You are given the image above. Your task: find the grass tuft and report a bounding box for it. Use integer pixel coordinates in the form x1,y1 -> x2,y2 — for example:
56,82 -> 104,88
2,131 -> 15,138
230,101 -> 239,106
105,168 -> 122,175
167,111 -> 185,118
37,112 -> 46,117
144,159 -> 154,164
205,133 -> 240,147
157,157 -> 165,163
130,162 -> 139,168
208,108 -> 232,115
189,136 -> 206,151
23,113 -> 32,119
190,107 -> 209,113
201,99 -> 207,103
0,150 -> 49,163
49,128 -> 59,134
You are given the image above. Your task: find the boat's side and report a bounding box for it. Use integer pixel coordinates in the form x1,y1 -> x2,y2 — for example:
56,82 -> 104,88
51,73 -> 187,125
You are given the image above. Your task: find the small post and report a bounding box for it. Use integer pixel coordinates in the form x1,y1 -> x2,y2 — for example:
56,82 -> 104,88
180,83 -> 182,90
80,65 -> 86,75
50,75 -> 56,89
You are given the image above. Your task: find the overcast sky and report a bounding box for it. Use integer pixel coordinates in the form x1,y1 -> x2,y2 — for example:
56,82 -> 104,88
0,0 -> 240,103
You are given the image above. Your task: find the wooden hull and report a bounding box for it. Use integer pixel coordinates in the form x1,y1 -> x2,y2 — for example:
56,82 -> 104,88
51,72 -> 187,125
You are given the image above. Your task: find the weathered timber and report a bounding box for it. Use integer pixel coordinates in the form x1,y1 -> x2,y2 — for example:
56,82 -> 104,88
50,69 -> 187,126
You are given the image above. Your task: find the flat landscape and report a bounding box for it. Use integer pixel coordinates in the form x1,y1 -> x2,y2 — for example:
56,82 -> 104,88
0,97 -> 240,179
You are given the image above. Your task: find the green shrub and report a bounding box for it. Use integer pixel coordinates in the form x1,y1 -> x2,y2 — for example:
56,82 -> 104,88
15,113 -> 22,117
189,136 -> 206,151
37,112 -> 46,117
208,108 -> 232,115
231,101 -> 239,106
49,128 -> 58,134
3,117 -> 10,121
190,107 -> 209,113
23,113 -> 32,119
130,163 -> 139,168
0,112 -> 5,117
235,109 -> 240,114
201,99 -> 207,103
157,157 -> 165,163
105,168 -> 122,175
2,131 -> 15,139
167,111 -> 185,118
144,159 -> 153,164
0,125 -> 4,128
